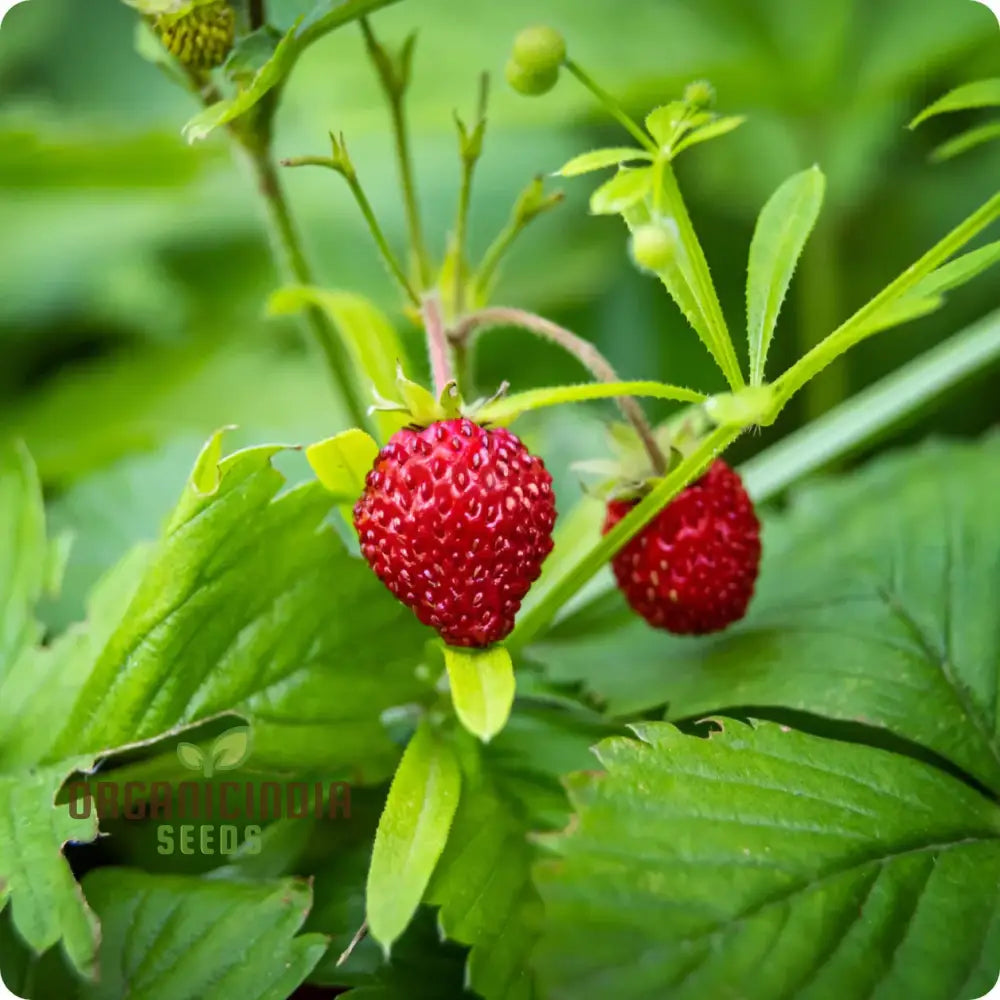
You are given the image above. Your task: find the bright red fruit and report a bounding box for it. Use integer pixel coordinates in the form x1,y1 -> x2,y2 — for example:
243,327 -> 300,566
353,418 -> 557,647
603,459 -> 761,634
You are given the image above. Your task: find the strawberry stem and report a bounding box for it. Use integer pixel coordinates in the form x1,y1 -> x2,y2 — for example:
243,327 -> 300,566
422,292 -> 456,397
450,306 -> 668,474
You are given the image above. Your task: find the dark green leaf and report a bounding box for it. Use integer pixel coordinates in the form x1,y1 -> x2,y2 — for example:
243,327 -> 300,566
79,869 -> 327,1000
931,120 -> 1000,161
47,441 -> 430,777
534,720 -> 1000,1000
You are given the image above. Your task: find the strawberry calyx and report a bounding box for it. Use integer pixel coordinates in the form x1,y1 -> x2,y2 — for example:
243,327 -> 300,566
368,362 -> 510,428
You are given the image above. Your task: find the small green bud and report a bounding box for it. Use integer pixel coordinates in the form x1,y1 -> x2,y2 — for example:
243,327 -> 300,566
505,58 -> 559,97
630,224 -> 677,272
156,1 -> 235,71
506,26 -> 565,95
683,80 -> 715,110
511,25 -> 566,75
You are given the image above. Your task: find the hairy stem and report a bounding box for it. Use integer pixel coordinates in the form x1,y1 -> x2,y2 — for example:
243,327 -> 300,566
564,59 -> 655,153
361,19 -> 432,288
451,306 -> 667,474
422,293 -> 455,396
247,147 -> 371,430
281,155 -> 420,307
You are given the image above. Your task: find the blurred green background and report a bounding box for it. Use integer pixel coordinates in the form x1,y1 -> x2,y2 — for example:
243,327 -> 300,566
1,0 -> 998,629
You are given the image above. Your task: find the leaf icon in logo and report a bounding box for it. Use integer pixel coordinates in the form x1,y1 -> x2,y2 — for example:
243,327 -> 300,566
209,726 -> 251,775
176,742 -> 206,772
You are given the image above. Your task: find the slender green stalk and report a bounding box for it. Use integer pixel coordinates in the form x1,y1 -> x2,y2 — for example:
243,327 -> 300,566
281,155 -> 420,307
360,19 -> 433,288
741,307 -> 1000,502
508,423 -> 741,650
453,74 -> 489,316
474,218 -> 522,296
245,147 -> 371,431
452,306 -> 668,474
564,59 -> 656,152
658,162 -> 745,390
772,190 -> 1000,413
795,212 -> 845,421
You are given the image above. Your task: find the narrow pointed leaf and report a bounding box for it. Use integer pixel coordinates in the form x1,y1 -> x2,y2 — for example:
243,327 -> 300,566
555,147 -> 652,177
931,120 -> 1000,161
589,168 -> 653,216
910,239 -> 1000,298
671,115 -> 746,156
746,166 -> 826,385
644,103 -> 686,146
366,721 -> 461,951
444,646 -> 515,742
910,78 -> 1000,128
478,381 -> 705,425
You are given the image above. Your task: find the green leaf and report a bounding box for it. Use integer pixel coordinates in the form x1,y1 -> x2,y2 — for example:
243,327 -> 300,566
426,706 -> 616,1000
306,428 -> 379,500
671,114 -> 746,156
644,103 -> 687,146
746,166 -> 826,385
0,758 -> 100,979
739,310 -> 1000,502
182,0 -> 404,142
45,439 -> 430,777
534,720 -> 1000,1000
366,721 -> 461,952
189,424 -> 235,496
910,78 -> 1000,127
0,441 -> 47,669
931,120 -> 1000,161
79,869 -> 327,1000
910,239 -> 1000,298
588,168 -> 654,216
554,147 -> 652,177
444,646 -> 515,743
855,295 -> 944,337
478,381 -> 706,425
268,287 -> 411,439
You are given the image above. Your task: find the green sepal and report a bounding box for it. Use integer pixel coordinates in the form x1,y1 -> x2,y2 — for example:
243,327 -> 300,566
305,428 -> 380,500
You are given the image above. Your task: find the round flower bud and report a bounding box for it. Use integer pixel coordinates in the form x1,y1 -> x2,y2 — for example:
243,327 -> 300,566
511,26 -> 566,76
505,57 -> 559,97
683,80 -> 716,110
630,224 -> 677,273
156,1 -> 235,71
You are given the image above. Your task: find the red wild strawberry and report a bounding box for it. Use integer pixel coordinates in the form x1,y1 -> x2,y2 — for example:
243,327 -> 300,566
353,418 -> 557,647
603,459 -> 761,634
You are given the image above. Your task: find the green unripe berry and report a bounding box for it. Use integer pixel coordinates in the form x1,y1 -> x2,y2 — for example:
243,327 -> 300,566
630,224 -> 677,272
683,79 -> 715,110
156,1 -> 235,71
511,25 -> 566,75
505,57 -> 559,97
